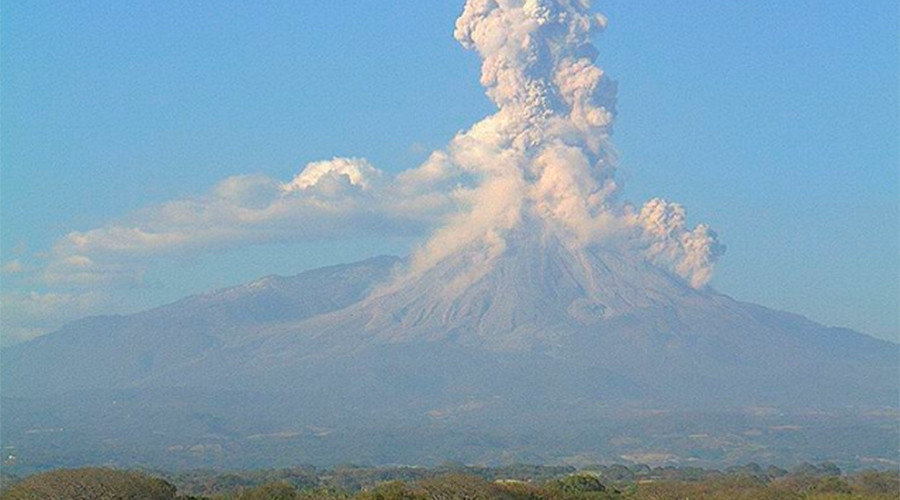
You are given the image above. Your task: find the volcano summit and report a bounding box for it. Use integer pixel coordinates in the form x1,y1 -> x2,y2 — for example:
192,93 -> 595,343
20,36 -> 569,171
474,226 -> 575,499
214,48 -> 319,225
2,0 -> 897,470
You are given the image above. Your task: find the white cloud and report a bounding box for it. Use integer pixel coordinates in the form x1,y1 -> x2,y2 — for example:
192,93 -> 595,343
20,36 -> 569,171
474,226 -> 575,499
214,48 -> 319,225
0,291 -> 107,345
2,259 -> 24,274
282,157 -> 382,192
38,157 -> 466,287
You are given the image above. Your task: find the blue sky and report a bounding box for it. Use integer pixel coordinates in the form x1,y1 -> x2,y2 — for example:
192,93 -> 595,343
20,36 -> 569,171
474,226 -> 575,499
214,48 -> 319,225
2,0 -> 897,342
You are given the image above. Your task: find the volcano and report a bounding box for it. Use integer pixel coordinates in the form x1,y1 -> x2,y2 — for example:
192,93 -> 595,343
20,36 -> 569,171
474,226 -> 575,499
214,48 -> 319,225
3,238 -> 896,468
6,233 -> 895,409
2,0 -> 897,469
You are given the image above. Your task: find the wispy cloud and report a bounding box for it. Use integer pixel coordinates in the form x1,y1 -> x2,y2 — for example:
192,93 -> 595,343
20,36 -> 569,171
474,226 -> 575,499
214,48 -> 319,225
38,156 -> 470,288
0,291 -> 107,345
2,259 -> 25,275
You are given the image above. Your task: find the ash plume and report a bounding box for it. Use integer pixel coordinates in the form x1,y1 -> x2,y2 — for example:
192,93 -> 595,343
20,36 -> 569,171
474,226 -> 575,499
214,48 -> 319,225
407,0 -> 723,287
23,0 -> 723,335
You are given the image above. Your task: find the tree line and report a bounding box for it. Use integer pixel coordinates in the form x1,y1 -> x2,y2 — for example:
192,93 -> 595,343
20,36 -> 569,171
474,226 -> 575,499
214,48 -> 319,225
1,462 -> 897,499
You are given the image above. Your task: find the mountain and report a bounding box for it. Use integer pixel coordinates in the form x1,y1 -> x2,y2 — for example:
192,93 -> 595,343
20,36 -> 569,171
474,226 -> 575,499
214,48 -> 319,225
2,242 -> 897,470
7,237 -> 894,409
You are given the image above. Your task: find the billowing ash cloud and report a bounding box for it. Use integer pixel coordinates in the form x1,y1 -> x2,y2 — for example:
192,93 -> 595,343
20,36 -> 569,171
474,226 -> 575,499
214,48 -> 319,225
408,0 -> 723,286
30,0 -> 721,296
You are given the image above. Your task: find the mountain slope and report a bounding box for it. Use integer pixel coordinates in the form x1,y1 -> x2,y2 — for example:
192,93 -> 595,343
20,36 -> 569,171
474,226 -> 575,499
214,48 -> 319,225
2,255 -> 400,395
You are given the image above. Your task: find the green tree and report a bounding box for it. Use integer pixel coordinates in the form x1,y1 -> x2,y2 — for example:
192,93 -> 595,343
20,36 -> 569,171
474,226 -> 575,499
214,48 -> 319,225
365,480 -> 427,500
418,474 -> 493,500
234,481 -> 299,500
851,470 -> 900,496
545,474 -> 618,500
808,476 -> 852,495
2,468 -> 177,500
554,475 -> 606,494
